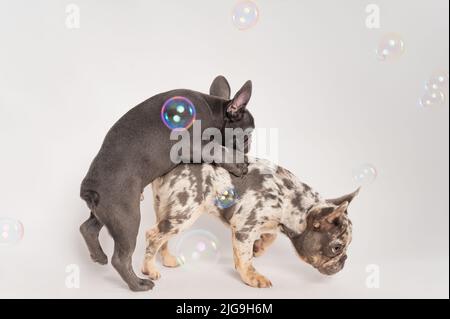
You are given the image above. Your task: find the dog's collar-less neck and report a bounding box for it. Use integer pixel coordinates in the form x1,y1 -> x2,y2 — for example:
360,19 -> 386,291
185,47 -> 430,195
280,204 -> 317,239
280,224 -> 302,240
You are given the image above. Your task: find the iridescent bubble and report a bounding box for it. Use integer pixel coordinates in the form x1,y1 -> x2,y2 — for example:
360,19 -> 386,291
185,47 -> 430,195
215,188 -> 238,209
191,251 -> 200,260
161,96 -> 196,130
419,90 -> 445,108
0,218 -> 24,245
196,241 -> 206,252
232,0 -> 259,30
353,164 -> 377,186
175,230 -> 220,269
376,33 -> 405,61
425,71 -> 449,92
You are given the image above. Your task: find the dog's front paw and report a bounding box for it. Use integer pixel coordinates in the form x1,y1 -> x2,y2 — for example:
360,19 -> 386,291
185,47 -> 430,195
147,270 -> 161,280
142,262 -> 161,280
221,162 -> 249,177
162,254 -> 179,268
243,273 -> 272,288
90,252 -> 108,265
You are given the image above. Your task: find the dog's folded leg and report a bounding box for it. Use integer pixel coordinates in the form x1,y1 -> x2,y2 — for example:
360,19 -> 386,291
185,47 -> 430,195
216,146 -> 249,177
80,212 -> 108,265
253,233 -> 277,257
232,230 -> 272,288
179,140 -> 248,177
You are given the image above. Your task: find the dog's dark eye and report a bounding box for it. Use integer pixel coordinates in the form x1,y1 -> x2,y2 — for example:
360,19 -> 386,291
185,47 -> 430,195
331,244 -> 343,254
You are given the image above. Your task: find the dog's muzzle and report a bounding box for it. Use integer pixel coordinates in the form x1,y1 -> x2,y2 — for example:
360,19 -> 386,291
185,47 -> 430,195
318,254 -> 347,275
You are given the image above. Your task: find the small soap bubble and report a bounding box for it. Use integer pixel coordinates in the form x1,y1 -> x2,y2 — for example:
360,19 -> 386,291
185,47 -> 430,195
161,96 -> 196,130
215,188 -> 238,209
175,230 -> 220,269
232,0 -> 259,30
376,33 -> 405,61
0,218 -> 24,245
419,90 -> 445,108
425,73 -> 449,91
353,164 -> 377,186
196,241 -> 206,252
191,251 -> 200,260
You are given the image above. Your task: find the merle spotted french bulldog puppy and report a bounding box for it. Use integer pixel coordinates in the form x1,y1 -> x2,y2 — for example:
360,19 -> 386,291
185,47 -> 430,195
142,158 -> 359,288
80,76 -> 255,291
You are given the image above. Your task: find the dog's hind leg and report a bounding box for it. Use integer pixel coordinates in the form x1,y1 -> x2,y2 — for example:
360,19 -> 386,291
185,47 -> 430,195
80,212 -> 108,265
152,191 -> 179,268
142,226 -> 172,280
109,211 -> 154,291
143,209 -> 202,279
154,203 -> 179,268
97,192 -> 154,292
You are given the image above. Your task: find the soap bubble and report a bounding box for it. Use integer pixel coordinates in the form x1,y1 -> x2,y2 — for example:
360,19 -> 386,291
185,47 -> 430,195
232,0 -> 259,30
0,218 -> 24,245
161,96 -> 196,130
175,230 -> 220,269
419,90 -> 445,108
353,164 -> 377,186
215,188 -> 239,209
376,33 -> 405,61
425,71 -> 449,92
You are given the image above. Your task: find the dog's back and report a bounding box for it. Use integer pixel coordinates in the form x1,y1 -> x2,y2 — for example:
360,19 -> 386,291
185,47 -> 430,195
152,158 -> 321,226
80,89 -> 227,210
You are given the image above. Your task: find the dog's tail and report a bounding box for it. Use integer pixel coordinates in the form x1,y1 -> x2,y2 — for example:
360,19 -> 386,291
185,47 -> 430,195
80,179 -> 100,211
81,189 -> 99,211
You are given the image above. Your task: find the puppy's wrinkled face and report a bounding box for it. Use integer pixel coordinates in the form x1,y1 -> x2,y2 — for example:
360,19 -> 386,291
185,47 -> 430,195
289,189 -> 359,275
294,204 -> 352,275
209,76 -> 255,154
224,110 -> 254,154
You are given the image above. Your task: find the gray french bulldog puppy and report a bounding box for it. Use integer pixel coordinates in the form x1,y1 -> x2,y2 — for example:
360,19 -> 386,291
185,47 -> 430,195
80,76 -> 255,291
142,158 -> 359,288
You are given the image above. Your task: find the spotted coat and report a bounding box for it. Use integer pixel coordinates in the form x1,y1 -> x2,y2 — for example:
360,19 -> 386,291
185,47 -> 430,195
152,157 -> 321,240
143,157 -> 357,287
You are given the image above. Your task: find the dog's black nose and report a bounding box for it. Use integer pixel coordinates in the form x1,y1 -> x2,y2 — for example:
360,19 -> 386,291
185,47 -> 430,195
340,255 -> 347,263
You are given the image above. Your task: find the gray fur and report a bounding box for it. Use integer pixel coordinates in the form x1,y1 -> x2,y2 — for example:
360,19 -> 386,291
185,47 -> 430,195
209,75 -> 231,99
79,76 -> 255,291
176,191 -> 189,206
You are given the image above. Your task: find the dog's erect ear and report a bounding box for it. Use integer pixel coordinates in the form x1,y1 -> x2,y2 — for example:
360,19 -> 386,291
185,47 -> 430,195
227,80 -> 252,116
312,202 -> 349,228
327,188 -> 360,206
210,75 -> 231,99
325,202 -> 349,224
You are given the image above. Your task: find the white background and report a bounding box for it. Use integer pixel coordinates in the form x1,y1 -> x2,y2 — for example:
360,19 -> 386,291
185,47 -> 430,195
0,0 -> 448,298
